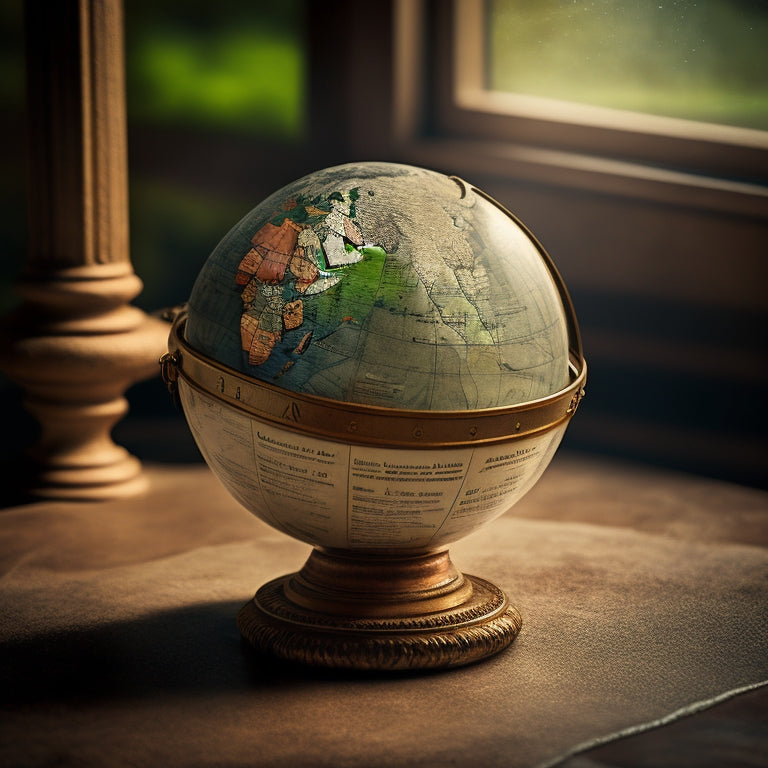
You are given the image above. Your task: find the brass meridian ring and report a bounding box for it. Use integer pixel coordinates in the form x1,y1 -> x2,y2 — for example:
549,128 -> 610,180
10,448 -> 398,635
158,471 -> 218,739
166,311 -> 587,449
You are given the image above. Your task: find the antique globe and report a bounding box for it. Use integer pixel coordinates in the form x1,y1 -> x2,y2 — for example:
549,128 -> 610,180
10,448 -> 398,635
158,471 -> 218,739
162,161 -> 586,671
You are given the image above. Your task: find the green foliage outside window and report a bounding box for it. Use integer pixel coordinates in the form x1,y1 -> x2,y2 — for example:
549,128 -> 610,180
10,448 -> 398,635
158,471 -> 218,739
489,0 -> 768,130
125,0 -> 305,138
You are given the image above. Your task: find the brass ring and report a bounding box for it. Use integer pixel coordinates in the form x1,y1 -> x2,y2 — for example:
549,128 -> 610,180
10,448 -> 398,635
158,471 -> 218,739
167,312 -> 586,449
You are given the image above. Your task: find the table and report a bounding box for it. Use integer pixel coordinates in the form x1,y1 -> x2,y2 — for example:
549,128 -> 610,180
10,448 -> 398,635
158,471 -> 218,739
1,454 -> 766,767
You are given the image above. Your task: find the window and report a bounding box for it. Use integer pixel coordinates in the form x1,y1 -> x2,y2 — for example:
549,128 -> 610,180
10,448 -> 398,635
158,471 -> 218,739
423,0 -> 768,214
487,0 -> 768,132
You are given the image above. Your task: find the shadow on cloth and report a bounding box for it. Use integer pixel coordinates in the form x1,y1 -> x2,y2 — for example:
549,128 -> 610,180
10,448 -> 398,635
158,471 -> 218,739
1,599 -> 455,707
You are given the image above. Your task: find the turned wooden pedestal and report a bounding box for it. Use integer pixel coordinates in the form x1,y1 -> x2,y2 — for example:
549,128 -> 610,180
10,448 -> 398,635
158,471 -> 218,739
0,0 -> 167,500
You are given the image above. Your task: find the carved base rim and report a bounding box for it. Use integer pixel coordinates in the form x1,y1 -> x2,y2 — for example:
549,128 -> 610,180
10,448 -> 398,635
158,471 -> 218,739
237,573 -> 522,671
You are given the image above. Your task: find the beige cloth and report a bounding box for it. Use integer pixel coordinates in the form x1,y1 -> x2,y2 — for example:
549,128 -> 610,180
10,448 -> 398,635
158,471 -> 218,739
1,455 -> 766,767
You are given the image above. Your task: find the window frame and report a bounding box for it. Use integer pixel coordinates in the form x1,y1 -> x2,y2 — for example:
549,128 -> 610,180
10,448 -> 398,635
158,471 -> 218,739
391,0 -> 768,219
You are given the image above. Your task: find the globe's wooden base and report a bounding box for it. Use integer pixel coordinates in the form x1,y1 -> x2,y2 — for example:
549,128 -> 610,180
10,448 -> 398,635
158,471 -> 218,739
237,549 -> 522,671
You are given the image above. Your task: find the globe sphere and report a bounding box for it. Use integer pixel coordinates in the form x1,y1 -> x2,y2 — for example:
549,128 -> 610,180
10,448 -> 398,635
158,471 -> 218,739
170,162 -> 585,552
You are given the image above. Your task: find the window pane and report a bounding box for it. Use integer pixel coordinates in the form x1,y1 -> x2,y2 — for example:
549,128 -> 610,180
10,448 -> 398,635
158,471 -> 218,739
125,0 -> 305,139
488,0 -> 768,131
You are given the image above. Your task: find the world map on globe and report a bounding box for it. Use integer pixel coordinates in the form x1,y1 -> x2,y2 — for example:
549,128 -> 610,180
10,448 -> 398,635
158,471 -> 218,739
186,162 -> 571,412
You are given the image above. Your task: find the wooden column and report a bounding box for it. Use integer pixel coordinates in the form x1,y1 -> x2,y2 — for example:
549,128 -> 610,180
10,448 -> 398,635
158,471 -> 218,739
0,0 -> 168,500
